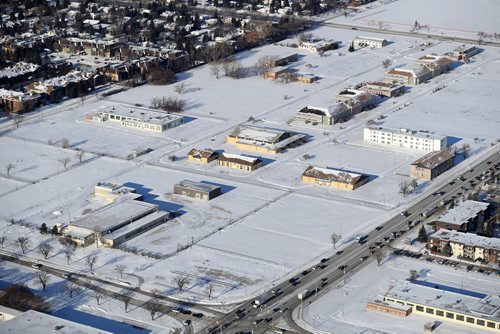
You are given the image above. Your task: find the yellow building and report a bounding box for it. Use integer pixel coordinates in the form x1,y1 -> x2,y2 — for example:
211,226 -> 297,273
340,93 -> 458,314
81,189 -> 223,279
227,125 -> 306,154
217,153 -> 263,172
187,148 -> 219,163
301,166 -> 369,190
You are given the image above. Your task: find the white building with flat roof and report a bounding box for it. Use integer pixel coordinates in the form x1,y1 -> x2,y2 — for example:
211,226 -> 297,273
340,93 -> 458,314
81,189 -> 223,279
353,36 -> 388,48
88,105 -> 183,132
363,126 -> 448,152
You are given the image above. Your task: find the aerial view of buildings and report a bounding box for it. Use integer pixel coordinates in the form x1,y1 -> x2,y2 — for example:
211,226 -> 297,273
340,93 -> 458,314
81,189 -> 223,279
0,0 -> 499,333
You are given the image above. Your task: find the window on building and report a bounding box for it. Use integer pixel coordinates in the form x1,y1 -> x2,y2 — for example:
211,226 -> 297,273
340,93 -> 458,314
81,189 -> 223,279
456,315 -> 464,321
446,312 -> 454,319
486,322 -> 495,328
476,320 -> 485,326
436,310 -> 444,316
426,308 -> 434,314
416,306 -> 424,312
466,317 -> 475,324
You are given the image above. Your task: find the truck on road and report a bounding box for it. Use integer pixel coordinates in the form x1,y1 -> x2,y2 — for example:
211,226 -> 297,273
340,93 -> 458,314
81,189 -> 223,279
297,289 -> 312,300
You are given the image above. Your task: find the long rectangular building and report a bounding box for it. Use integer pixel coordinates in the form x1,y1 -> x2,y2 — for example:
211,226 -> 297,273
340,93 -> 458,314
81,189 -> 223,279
227,125 -> 306,154
363,126 -> 448,152
301,165 -> 369,190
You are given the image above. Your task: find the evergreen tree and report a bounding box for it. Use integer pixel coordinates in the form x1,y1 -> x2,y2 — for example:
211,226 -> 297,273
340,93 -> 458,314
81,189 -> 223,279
417,225 -> 428,243
442,242 -> 452,256
348,42 -> 355,52
50,225 -> 59,235
40,223 -> 48,234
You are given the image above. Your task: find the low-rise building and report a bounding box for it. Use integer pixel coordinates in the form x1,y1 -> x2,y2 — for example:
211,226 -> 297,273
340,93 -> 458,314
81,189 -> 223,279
87,105 -> 183,132
433,200 -> 493,233
360,81 -> 405,97
227,125 -> 307,154
353,36 -> 388,48
415,54 -> 453,77
301,165 -> 369,190
63,182 -> 171,247
173,180 -> 222,200
367,300 -> 412,317
410,150 -> 455,181
295,106 -> 335,125
0,89 -> 40,114
384,66 -> 433,85
299,40 -> 339,53
264,66 -> 291,80
218,153 -> 263,171
449,45 -> 480,62
382,280 -> 500,332
187,148 -> 219,163
295,73 -> 318,83
428,229 -> 500,264
363,126 -> 448,152
335,89 -> 376,110
266,53 -> 298,67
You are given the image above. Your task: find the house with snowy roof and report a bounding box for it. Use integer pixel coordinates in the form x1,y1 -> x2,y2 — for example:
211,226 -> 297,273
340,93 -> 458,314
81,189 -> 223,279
301,166 -> 369,190
218,152 -> 263,171
187,148 -> 219,163
410,150 -> 454,181
384,66 -> 433,85
433,200 -> 494,233
0,89 -> 40,114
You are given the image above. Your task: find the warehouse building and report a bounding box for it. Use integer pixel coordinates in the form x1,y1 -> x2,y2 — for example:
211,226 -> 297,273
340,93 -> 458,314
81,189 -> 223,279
173,180 -> 222,200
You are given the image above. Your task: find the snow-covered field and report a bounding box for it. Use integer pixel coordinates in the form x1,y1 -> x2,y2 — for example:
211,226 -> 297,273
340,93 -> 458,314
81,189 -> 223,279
300,254 -> 499,334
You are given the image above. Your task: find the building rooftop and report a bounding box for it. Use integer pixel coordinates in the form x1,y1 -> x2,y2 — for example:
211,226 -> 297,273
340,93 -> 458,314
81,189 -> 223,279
302,166 -> 368,185
0,62 -> 39,78
411,150 -> 454,169
104,210 -> 169,241
386,279 -> 500,322
430,229 -> 500,251
96,104 -> 183,126
387,66 -> 431,78
0,310 -> 112,334
354,36 -> 387,42
175,180 -> 221,193
365,126 -> 447,141
298,106 -> 332,117
70,200 -> 158,233
437,200 -> 490,226
229,125 -> 305,150
364,81 -> 404,90
0,89 -> 40,101
187,148 -> 218,159
219,152 -> 262,166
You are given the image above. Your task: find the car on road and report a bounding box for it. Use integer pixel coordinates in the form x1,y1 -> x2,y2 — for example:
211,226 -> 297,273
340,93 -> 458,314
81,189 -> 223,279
320,257 -> 329,263
360,256 -> 369,261
375,226 -> 384,231
31,263 -> 42,269
301,270 -> 310,276
319,264 -> 327,269
338,265 -> 347,271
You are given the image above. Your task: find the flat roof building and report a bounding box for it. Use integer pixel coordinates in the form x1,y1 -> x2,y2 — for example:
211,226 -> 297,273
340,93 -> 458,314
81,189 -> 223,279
87,105 -> 183,132
364,126 -> 448,152
433,200 -> 493,233
301,165 -> 369,190
227,125 -> 306,154
360,81 -> 405,97
353,36 -> 388,48
174,180 -> 222,201
384,66 -> 433,85
410,150 -> 455,181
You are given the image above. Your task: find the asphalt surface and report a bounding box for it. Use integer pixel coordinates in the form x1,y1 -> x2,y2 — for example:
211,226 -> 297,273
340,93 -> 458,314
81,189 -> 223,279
199,149 -> 500,333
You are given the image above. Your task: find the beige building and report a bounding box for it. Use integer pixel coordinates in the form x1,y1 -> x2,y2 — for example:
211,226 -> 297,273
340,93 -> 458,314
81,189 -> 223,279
227,125 -> 306,154
218,153 -> 263,171
415,54 -> 453,77
410,150 -> 455,180
382,280 -> 500,332
360,81 -> 405,97
428,229 -> 500,264
187,148 -> 219,163
87,105 -> 183,132
363,126 -> 448,152
384,66 -> 433,85
301,166 -> 369,190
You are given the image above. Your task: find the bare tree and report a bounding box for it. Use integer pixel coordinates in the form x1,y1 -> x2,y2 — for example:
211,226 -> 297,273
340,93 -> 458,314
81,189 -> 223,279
114,264 -> 127,279
86,255 -> 98,272
205,282 -> 215,300
172,275 -> 191,292
58,158 -> 71,169
382,58 -> 392,69
75,150 -> 85,163
255,56 -> 277,77
331,233 -> 342,249
409,179 -> 418,191
16,236 -> 31,254
13,115 -> 24,128
144,300 -> 162,320
373,248 -> 384,266
399,181 -> 411,197
38,243 -> 53,259
121,291 -> 133,312
0,235 -> 6,248
174,83 -> 186,94
409,269 -> 418,281
6,163 -> 15,176
460,143 -> 471,158
47,138 -> 53,145
60,138 -> 70,149
33,271 -> 50,291
91,287 -> 105,305
210,62 -> 222,79
65,282 -> 80,298
64,247 -> 75,264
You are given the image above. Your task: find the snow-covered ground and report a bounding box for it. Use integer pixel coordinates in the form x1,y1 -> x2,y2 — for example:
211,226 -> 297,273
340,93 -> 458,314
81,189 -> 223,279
300,254 -> 499,334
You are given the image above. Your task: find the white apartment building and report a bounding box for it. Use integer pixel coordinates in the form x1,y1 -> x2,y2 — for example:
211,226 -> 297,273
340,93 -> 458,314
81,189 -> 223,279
363,126 -> 448,152
353,36 -> 388,48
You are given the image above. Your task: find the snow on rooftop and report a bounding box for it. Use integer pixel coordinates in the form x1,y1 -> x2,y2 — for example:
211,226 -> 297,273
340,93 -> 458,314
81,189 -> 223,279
430,229 -> 500,251
175,180 -> 220,193
0,62 -> 39,78
366,125 -> 446,141
437,200 -> 490,225
230,125 -> 287,144
97,104 -> 183,125
219,152 -> 260,164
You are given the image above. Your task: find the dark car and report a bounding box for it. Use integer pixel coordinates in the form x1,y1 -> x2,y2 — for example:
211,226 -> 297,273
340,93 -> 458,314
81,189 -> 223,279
336,250 -> 344,255
375,226 -> 384,231
338,265 -> 347,271
302,270 -> 310,276
320,258 -> 329,263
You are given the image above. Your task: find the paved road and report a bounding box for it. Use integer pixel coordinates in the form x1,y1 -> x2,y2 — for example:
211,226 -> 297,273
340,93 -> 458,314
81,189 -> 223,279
199,148 -> 500,333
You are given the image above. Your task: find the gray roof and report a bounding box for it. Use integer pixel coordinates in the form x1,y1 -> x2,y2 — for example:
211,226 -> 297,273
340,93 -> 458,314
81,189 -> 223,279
175,180 -> 220,193
437,200 -> 490,225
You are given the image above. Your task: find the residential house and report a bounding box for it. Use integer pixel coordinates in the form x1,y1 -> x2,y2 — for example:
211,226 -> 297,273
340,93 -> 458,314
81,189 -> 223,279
410,150 -> 455,181
0,89 -> 40,114
187,148 -> 219,163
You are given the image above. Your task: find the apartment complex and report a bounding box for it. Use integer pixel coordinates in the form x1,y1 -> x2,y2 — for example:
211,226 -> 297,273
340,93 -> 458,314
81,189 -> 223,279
433,200 -> 493,233
0,89 -> 40,114
410,150 -> 455,181
227,125 -> 306,154
88,105 -> 183,132
363,126 -> 448,152
301,166 -> 369,190
428,229 -> 500,265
